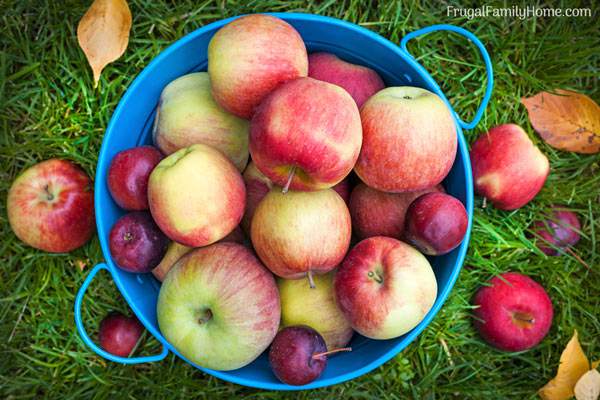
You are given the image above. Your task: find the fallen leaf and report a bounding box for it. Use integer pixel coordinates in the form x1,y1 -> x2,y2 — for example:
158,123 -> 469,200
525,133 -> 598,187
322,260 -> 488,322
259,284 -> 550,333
575,369 -> 600,400
522,90 -> 600,154
539,331 -> 591,400
75,259 -> 87,271
77,0 -> 132,86
593,361 -> 600,370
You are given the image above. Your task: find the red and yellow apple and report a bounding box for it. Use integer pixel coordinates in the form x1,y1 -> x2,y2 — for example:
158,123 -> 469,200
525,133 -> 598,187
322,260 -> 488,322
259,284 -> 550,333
355,87 -> 456,193
208,14 -> 308,119
241,161 -> 273,233
250,77 -> 362,191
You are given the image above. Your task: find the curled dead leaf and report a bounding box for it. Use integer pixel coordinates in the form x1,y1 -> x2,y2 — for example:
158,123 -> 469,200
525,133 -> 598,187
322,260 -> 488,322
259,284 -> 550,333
574,369 -> 600,400
77,0 -> 132,86
521,90 -> 600,154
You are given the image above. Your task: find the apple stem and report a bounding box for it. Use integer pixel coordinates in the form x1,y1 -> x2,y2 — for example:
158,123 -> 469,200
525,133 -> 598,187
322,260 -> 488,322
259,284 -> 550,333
307,270 -> 316,289
312,347 -> 352,359
282,166 -> 296,194
565,247 -> 592,272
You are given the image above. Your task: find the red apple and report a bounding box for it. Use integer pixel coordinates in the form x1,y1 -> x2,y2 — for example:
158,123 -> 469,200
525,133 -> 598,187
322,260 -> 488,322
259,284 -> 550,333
532,206 -> 581,256
355,86 -> 456,193
7,159 -> 95,253
349,183 -> 442,239
470,124 -> 549,210
308,52 -> 385,108
251,188 -> 351,284
241,161 -> 273,233
107,146 -> 163,210
98,312 -> 144,357
332,177 -> 352,206
473,272 -> 553,351
208,14 -> 308,119
404,192 -> 468,255
334,237 -> 437,339
250,77 -> 362,191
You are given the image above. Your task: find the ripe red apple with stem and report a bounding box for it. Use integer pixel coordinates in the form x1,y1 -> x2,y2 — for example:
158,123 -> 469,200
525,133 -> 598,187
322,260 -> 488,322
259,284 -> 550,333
98,312 -> 144,357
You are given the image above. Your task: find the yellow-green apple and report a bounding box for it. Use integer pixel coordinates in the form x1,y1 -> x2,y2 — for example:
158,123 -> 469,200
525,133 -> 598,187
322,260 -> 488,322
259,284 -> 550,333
208,14 -> 308,119
7,159 -> 94,253
250,77 -> 362,191
334,237 -> 437,339
148,144 -> 245,247
278,271 -> 353,350
308,52 -> 385,108
157,243 -> 280,370
349,183 -> 442,239
355,87 -> 456,192
251,188 -> 351,285
241,161 -> 273,233
470,124 -> 549,210
473,272 -> 553,351
152,72 -> 249,171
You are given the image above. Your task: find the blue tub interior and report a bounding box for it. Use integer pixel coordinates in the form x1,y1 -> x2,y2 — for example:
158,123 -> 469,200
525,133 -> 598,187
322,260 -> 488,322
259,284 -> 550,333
93,13 -> 473,390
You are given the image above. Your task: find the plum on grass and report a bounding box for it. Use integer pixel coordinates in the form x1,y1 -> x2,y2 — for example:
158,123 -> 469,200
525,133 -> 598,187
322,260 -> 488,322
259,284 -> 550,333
98,312 -> 144,357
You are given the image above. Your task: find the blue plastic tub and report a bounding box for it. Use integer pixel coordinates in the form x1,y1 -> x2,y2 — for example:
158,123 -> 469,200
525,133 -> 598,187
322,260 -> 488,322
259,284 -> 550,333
75,13 -> 493,390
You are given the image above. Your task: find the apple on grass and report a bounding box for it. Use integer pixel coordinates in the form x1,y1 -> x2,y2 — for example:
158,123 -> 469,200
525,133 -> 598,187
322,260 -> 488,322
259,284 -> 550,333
148,144 -> 245,247
355,86 -> 456,193
152,72 -> 249,171
532,206 -> 581,256
251,188 -> 351,285
473,272 -> 553,352
250,77 -> 362,191
470,124 -> 549,210
157,243 -> 280,371
99,312 -> 144,357
7,159 -> 95,253
334,236 -> 437,340
208,14 -> 308,119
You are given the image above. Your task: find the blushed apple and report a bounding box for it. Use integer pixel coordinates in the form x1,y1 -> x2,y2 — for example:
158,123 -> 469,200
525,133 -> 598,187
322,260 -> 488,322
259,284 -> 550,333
148,144 -> 245,247
470,124 -> 549,210
532,206 -> 581,256
241,161 -> 273,233
355,87 -> 456,193
251,188 -> 351,284
250,77 -> 362,191
473,272 -> 553,351
334,237 -> 437,340
208,14 -> 308,119
308,52 -> 385,108
157,243 -> 280,370
152,72 -> 249,171
7,159 -> 95,253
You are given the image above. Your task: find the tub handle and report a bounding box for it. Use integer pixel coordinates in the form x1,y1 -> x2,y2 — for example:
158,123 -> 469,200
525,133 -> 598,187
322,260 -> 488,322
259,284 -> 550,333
74,263 -> 169,364
400,24 -> 494,130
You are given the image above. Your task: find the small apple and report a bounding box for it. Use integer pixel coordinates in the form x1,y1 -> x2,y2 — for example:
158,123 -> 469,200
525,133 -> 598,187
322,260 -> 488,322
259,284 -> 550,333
470,124 -> 549,210
7,159 -> 95,253
107,146 -> 163,210
354,86 -> 456,193
532,206 -> 581,256
148,144 -> 245,247
349,183 -> 442,239
404,192 -> 468,255
98,312 -> 144,357
152,72 -> 249,171
251,188 -> 351,284
208,14 -> 308,119
157,243 -> 280,371
308,52 -> 385,108
278,271 -> 353,350
249,77 -> 362,191
334,237 -> 437,340
473,272 -> 553,352
241,161 -> 273,233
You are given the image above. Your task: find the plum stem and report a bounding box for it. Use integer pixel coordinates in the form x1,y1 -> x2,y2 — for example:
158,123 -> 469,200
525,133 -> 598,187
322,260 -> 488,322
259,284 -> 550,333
565,247 -> 592,272
282,166 -> 296,194
307,270 -> 315,289
312,347 -> 352,359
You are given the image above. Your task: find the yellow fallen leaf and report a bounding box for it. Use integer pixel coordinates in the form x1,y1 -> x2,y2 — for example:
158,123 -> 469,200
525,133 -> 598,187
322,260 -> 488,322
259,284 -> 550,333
77,0 -> 132,86
521,90 -> 600,154
574,369 -> 600,400
539,331 -> 591,400
593,361 -> 600,370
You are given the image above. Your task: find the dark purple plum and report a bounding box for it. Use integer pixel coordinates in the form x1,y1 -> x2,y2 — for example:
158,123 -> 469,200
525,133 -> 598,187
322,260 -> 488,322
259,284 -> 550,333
98,312 -> 144,357
269,325 -> 351,386
404,192 -> 468,255
109,211 -> 169,273
533,206 -> 581,256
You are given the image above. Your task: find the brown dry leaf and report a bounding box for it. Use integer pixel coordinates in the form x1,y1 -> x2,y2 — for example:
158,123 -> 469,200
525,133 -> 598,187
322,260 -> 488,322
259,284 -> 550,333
539,331 -> 591,400
574,369 -> 600,400
521,90 -> 600,154
75,259 -> 87,271
77,0 -> 132,86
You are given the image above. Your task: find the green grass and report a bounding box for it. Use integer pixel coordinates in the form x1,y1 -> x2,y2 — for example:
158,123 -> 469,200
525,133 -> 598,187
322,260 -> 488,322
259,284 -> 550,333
1,0 -> 598,398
